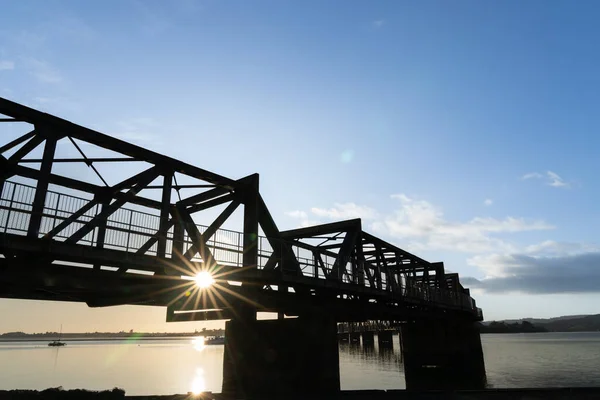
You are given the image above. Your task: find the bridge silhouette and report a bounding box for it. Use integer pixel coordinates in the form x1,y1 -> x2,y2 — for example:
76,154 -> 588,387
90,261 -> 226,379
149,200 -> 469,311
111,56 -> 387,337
0,97 -> 485,396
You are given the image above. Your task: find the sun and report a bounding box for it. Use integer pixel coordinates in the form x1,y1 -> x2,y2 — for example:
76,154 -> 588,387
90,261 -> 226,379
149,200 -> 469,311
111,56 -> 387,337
194,271 -> 215,288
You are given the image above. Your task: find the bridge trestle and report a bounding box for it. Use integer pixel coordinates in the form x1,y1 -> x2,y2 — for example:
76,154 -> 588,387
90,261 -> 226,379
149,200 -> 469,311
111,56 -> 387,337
0,97 -> 486,394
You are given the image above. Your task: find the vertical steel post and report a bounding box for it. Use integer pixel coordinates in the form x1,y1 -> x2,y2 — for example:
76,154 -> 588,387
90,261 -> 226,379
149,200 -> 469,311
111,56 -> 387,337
157,172 -> 172,258
94,197 -> 110,269
241,173 -> 259,321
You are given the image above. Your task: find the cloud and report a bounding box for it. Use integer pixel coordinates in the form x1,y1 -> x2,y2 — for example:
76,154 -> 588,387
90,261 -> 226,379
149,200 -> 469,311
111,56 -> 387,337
370,194 -> 553,253
0,60 -> 15,71
22,58 -> 62,83
287,194 -> 552,254
484,199 -> 493,206
32,97 -> 82,114
522,172 -> 543,180
523,240 -> 600,256
521,171 -> 569,188
113,117 -> 162,145
311,203 -> 379,221
547,171 -> 568,188
466,250 -> 600,294
286,210 -> 308,219
373,20 -> 385,28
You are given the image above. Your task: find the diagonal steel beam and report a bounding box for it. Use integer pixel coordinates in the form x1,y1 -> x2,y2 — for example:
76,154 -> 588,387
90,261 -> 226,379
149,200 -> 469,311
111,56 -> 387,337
257,195 -> 302,275
42,199 -> 99,239
112,166 -> 159,192
27,135 -> 57,238
186,193 -> 234,214
313,251 -> 329,278
177,206 -> 215,265
66,167 -> 159,244
178,186 -> 231,208
262,251 -> 279,271
135,219 -> 176,256
0,97 -> 236,187
330,227 -> 360,281
182,200 -> 240,260
0,130 -> 36,154
8,134 -> 44,163
280,219 -> 361,239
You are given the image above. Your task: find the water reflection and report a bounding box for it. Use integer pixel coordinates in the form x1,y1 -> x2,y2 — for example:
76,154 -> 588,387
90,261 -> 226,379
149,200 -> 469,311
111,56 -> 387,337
191,367 -> 206,394
192,337 -> 206,352
1,333 -> 598,395
338,335 -> 406,391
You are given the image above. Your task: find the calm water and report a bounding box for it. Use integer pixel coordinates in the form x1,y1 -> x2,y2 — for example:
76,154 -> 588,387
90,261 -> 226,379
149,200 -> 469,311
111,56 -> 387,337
1,332 -> 600,395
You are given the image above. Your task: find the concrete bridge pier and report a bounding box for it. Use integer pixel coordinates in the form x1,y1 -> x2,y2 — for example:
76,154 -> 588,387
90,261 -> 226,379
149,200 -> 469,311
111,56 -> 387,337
361,331 -> 375,345
377,330 -> 394,348
337,333 -> 349,342
400,319 -> 486,390
349,332 -> 361,344
222,317 -> 340,396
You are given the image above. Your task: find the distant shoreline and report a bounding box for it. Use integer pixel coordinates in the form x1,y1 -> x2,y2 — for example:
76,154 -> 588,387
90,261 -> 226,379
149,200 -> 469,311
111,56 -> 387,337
0,336 -> 198,343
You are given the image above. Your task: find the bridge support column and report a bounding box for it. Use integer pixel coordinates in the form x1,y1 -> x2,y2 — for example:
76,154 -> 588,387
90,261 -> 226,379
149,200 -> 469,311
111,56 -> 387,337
377,330 -> 393,348
337,333 -> 349,342
361,331 -> 374,345
401,319 -> 486,390
222,317 -> 340,396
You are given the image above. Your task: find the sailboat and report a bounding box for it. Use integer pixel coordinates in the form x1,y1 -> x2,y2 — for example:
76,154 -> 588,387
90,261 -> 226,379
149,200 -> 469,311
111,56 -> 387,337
48,324 -> 66,347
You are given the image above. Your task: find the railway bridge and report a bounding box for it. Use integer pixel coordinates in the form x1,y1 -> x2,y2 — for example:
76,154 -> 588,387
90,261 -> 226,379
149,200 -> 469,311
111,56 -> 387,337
0,97 -> 485,396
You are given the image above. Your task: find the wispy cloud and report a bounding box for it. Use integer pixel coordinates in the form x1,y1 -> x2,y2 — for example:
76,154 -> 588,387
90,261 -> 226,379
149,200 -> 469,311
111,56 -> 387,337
286,194 -> 553,254
311,203 -> 379,221
32,96 -> 82,113
371,194 -> 553,253
0,60 -> 15,71
373,20 -> 385,28
22,57 -> 62,83
113,117 -> 162,145
522,172 -> 543,180
286,210 -> 308,219
546,171 -> 568,187
521,171 -> 570,188
286,194 -> 599,295
484,199 -> 493,206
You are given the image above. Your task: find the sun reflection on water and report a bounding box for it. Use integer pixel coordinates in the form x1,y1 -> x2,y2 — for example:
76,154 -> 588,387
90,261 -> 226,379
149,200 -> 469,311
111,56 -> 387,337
191,367 -> 206,395
192,337 -> 206,352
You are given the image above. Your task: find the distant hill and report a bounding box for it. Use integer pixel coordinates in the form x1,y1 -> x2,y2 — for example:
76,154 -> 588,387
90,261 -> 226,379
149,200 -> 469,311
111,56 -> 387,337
541,314 -> 600,332
479,321 -> 547,334
483,314 -> 600,333
500,315 -> 591,325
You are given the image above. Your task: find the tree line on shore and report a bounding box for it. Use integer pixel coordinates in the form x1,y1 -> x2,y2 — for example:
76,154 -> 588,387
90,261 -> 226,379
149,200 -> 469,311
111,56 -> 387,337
479,314 -> 600,333
0,327 -> 225,339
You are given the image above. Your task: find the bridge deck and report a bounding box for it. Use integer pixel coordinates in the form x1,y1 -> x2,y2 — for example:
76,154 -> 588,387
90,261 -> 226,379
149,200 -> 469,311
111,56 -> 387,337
0,179 -> 481,321
0,96 -> 482,323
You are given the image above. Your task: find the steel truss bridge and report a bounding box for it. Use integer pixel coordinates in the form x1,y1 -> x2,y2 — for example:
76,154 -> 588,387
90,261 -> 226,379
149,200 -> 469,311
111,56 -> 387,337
0,97 -> 482,325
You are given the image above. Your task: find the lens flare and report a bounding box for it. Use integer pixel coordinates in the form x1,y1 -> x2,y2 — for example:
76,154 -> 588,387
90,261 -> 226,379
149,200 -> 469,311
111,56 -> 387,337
194,271 -> 214,288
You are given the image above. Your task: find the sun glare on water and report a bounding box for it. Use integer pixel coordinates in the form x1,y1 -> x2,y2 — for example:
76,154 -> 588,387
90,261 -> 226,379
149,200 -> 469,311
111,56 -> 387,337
192,336 -> 206,352
194,271 -> 215,288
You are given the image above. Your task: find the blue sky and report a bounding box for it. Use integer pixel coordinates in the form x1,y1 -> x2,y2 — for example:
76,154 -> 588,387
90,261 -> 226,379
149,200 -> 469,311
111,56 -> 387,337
1,0 -> 600,332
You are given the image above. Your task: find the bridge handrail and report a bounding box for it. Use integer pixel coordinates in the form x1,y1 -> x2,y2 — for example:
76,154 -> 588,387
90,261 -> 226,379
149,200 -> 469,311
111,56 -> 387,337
0,179 -> 479,315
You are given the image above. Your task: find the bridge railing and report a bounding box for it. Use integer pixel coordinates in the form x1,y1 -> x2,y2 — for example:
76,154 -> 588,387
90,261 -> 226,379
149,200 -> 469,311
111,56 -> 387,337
0,179 -> 479,315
